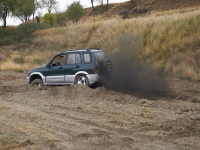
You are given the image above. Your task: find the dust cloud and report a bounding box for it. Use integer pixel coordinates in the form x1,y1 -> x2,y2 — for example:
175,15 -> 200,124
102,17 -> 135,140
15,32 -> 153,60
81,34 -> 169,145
105,33 -> 170,99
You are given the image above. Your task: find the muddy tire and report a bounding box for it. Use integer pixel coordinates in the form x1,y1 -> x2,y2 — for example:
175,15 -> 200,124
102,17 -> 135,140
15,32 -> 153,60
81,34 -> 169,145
31,79 -> 44,87
91,81 -> 104,89
75,75 -> 89,86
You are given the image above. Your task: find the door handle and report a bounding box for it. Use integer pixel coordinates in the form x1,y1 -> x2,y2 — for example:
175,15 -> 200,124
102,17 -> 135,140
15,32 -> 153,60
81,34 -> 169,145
75,65 -> 80,68
59,67 -> 63,70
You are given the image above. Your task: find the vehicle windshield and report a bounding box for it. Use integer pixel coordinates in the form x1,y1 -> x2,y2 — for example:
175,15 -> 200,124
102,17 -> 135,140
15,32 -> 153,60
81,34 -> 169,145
94,51 -> 106,62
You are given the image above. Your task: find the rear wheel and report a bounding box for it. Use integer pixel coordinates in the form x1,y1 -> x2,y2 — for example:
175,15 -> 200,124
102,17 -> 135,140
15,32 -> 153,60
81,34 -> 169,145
75,75 -> 89,86
31,79 -> 44,87
90,81 -> 104,88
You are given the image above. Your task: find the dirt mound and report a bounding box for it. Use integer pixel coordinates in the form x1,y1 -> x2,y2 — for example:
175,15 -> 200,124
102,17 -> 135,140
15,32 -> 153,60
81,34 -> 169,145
0,72 -> 200,149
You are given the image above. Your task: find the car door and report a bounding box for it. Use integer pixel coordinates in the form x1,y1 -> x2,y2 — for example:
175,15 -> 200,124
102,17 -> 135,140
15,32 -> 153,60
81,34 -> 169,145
45,55 -> 66,84
63,53 -> 82,84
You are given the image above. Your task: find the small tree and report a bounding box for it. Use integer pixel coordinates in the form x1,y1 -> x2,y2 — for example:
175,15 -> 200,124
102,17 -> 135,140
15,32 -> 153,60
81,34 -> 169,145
14,0 -> 35,23
90,0 -> 109,10
32,0 -> 42,22
41,0 -> 57,14
55,12 -> 68,26
90,0 -> 94,11
0,0 -> 17,28
0,1 -> 9,28
97,0 -> 103,6
66,1 -> 84,24
42,13 -> 55,27
106,0 -> 109,9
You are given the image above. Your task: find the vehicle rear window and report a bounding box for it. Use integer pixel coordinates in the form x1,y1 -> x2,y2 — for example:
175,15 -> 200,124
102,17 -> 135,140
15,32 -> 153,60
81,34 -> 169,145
94,52 -> 106,61
84,53 -> 91,63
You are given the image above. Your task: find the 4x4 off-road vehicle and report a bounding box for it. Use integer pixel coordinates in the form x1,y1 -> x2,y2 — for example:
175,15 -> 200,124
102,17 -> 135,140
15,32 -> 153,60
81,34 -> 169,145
27,48 -> 112,87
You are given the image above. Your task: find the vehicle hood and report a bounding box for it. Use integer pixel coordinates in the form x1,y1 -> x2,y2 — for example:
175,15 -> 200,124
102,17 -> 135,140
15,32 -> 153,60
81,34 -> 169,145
28,65 -> 46,76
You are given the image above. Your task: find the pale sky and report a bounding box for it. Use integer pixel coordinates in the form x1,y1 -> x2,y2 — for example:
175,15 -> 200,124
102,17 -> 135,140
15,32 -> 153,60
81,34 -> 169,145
2,0 -> 128,26
62,0 -> 128,10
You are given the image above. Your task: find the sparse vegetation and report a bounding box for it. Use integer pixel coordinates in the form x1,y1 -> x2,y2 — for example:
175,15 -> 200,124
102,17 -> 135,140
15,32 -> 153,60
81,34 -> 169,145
0,54 -> 6,62
119,9 -> 129,19
0,22 -> 49,46
192,98 -> 200,103
55,12 -> 68,26
13,55 -> 25,64
135,7 -> 150,14
0,6 -> 200,81
129,7 -> 150,15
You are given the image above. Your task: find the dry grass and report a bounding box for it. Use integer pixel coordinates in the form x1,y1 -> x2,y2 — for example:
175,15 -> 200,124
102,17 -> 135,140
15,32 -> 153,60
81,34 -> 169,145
0,7 -> 200,80
0,48 -> 47,72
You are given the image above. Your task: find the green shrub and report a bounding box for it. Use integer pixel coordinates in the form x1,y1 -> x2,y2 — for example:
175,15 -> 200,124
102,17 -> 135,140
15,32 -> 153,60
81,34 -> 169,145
135,7 -> 149,14
0,23 -> 49,46
0,37 -> 14,46
15,22 -> 50,36
119,9 -> 129,19
55,12 -> 68,26
192,98 -> 200,103
0,28 -> 12,38
42,13 -> 56,27
129,7 -> 150,15
66,1 -> 85,24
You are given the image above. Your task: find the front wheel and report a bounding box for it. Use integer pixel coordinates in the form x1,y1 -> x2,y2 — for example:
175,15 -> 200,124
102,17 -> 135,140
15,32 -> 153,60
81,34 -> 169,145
74,75 -> 89,86
31,79 -> 44,87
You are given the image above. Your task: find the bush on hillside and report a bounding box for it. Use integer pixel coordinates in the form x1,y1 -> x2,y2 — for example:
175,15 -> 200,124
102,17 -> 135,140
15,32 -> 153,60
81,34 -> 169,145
16,22 -> 50,36
0,23 -> 49,46
42,13 -> 56,27
55,12 -> 68,26
129,7 -> 150,15
119,9 -> 129,19
0,37 -> 14,46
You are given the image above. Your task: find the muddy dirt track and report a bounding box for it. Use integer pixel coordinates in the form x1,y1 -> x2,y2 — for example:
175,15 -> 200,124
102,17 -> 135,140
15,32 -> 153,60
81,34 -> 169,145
0,72 -> 200,150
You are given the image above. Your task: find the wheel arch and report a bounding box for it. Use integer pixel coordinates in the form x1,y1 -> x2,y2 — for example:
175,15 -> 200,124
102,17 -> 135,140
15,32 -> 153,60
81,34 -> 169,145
29,72 -> 45,84
74,71 -> 88,79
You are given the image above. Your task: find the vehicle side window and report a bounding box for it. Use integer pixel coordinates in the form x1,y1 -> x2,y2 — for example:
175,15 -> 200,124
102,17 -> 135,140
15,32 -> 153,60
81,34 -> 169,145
84,53 -> 91,63
66,53 -> 81,65
51,55 -> 66,66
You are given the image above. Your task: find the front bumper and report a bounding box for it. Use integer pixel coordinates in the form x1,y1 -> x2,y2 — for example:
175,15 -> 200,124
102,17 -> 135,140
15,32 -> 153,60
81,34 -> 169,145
26,76 -> 30,84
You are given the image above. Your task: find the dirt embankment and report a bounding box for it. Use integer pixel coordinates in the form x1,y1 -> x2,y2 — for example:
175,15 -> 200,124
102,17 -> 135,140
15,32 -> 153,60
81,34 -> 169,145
82,0 -> 200,21
0,72 -> 200,150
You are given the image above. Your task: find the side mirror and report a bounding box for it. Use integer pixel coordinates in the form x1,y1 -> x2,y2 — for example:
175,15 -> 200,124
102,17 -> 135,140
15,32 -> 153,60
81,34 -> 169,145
46,63 -> 51,68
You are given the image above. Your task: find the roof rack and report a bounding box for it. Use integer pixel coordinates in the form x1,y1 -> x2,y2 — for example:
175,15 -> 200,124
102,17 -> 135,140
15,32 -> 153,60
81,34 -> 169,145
65,49 -> 73,51
88,48 -> 100,50
59,50 -> 66,54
